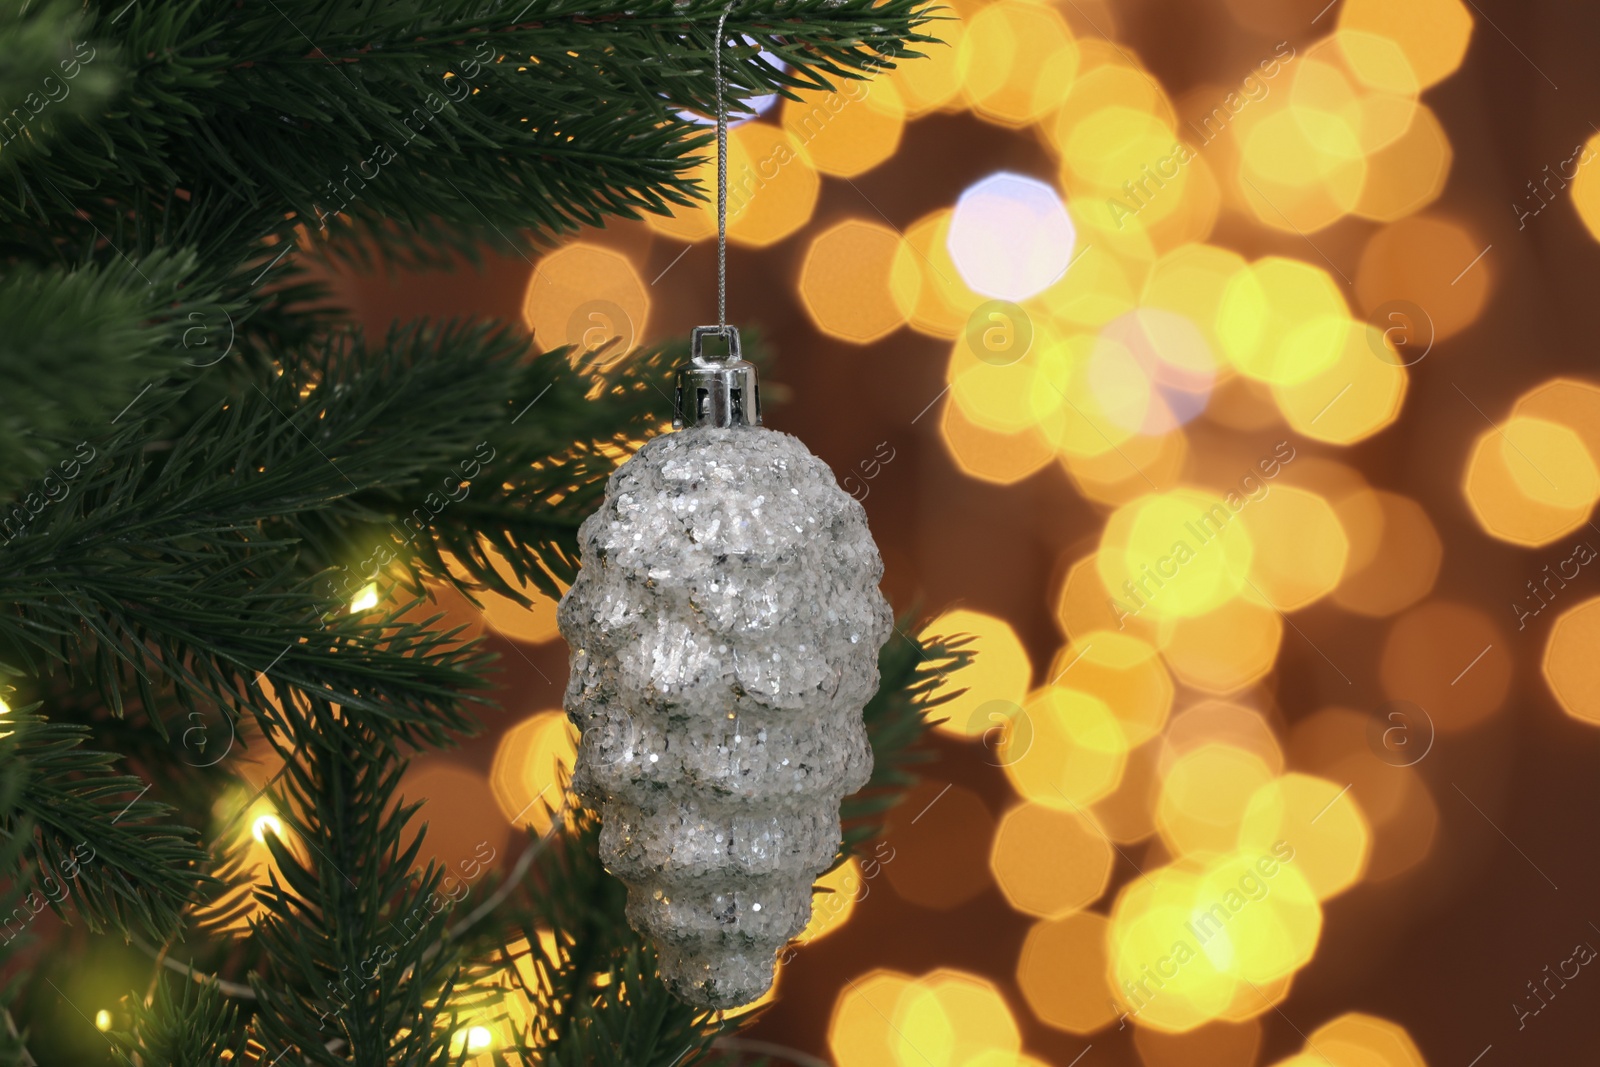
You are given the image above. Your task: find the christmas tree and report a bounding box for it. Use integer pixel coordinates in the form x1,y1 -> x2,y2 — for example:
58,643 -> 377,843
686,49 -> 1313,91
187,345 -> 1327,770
0,1 -> 962,1062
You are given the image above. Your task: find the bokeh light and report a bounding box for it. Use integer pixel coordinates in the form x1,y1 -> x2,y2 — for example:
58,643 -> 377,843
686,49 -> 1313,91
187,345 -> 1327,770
947,173 -> 1078,300
1381,601 -> 1509,734
781,82 -> 906,178
490,710 -> 576,834
920,608 -> 1032,739
1003,686 -> 1129,808
1463,415 -> 1600,546
1544,597 -> 1600,725
799,219 -> 910,343
957,0 -> 1079,127
1016,911 -> 1118,1034
990,801 -> 1113,918
523,241 -> 650,358
1336,0 -> 1474,89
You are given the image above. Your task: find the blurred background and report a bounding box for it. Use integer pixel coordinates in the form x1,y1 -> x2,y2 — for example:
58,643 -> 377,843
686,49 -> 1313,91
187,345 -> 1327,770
332,0 -> 1600,1062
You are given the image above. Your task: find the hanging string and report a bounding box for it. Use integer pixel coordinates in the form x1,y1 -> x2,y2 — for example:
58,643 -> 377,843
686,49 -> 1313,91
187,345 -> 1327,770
713,2 -> 735,334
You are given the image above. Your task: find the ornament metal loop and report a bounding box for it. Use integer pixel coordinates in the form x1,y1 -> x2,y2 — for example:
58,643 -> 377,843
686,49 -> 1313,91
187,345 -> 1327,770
674,325 -> 762,429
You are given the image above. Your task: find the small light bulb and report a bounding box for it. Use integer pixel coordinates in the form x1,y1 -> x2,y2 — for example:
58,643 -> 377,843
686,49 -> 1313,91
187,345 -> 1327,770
252,814 -> 284,843
350,583 -> 379,614
94,1009 -> 112,1031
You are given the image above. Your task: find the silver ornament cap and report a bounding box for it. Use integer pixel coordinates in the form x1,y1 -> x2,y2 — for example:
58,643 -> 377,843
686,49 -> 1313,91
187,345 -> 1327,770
674,326 -> 762,430
557,348 -> 892,1008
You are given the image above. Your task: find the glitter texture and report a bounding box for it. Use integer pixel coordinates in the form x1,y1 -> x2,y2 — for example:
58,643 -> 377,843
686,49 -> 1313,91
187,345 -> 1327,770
558,426 -> 893,1008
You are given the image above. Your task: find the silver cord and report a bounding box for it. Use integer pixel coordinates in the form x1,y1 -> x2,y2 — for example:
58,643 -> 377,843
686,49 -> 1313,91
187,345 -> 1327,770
714,2 -> 734,332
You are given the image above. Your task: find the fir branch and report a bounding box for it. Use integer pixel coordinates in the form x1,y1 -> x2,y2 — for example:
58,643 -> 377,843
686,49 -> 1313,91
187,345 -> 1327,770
0,249 -> 222,500
108,972 -> 251,1067
249,701 -> 496,1067
0,713 -> 210,944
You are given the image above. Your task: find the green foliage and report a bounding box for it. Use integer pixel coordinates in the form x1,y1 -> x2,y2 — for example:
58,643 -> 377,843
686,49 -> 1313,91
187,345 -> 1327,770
0,0 -> 944,1062
108,973 -> 251,1067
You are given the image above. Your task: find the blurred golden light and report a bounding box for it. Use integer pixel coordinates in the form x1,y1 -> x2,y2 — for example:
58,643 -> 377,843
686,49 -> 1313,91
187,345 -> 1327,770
1306,1012 -> 1427,1066
1141,244 -> 1248,360
722,121 -> 819,247
1058,428 -> 1190,508
1036,248 -> 1141,332
1337,0 -> 1473,89
798,858 -> 865,944
1046,631 -> 1173,746
1217,257 -> 1349,385
830,970 -> 916,1067
1157,597 -> 1283,694
251,813 -> 285,844
885,0 -> 971,116
920,609 -> 1032,739
1355,214 -> 1489,344
1090,310 -> 1218,435
958,0 -> 1079,127
990,801 -> 1113,918
1193,850 -> 1322,982
781,83 -> 905,178
1331,490 -> 1442,617
1156,743 -> 1275,857
490,710 -> 576,834
1544,598 -> 1600,725
1099,489 -> 1256,620
1353,103 -> 1452,221
1272,322 -> 1408,445
523,241 -> 650,358
947,320 -> 1061,433
883,780 -> 996,910
1161,700 -> 1285,777
1003,686 -> 1129,808
1238,484 -> 1349,611
1016,911 -> 1118,1034
1107,860 -> 1237,1032
1463,416 -> 1600,545
1512,377 -> 1600,461
94,1009 -> 113,1032
1090,740 -> 1161,845
1289,708 -> 1440,884
1239,774 -> 1371,901
890,209 -> 987,338
1234,105 -> 1366,234
894,969 -> 1022,1067
798,219 -> 909,343
1380,601 -> 1510,735
350,582 -> 379,614
1335,29 -> 1423,96
1054,552 -> 1163,646
442,546 -> 564,646
1047,58 -> 1175,162
1570,133 -> 1600,242
948,173 -> 1077,301
1135,1018 -> 1263,1066
940,402 -> 1056,485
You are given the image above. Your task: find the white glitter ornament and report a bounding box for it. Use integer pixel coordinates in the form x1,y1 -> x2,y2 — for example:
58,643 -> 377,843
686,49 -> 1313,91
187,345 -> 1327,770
557,326 -> 892,1007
